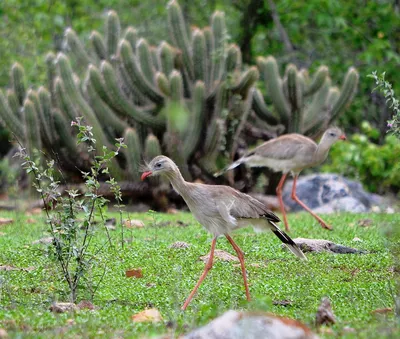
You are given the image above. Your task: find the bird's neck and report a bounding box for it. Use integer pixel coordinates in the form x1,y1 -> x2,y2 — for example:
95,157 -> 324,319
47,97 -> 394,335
313,142 -> 332,164
165,169 -> 189,197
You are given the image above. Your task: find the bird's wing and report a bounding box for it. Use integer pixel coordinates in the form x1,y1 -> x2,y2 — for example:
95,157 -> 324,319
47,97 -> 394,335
210,185 -> 280,222
248,134 -> 317,160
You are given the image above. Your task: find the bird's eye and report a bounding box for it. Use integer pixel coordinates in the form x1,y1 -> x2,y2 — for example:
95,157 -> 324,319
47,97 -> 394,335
155,163 -> 162,169
329,133 -> 336,137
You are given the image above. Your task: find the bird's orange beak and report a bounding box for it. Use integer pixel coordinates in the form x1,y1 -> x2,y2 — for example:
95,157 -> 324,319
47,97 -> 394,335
141,171 -> 152,181
339,134 -> 347,140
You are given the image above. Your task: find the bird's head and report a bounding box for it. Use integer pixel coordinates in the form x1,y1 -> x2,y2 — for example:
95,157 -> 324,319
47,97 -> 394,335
141,155 -> 177,180
320,127 -> 346,146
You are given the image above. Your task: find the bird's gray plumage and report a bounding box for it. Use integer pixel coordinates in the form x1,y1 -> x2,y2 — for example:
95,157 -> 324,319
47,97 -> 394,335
142,155 -> 306,260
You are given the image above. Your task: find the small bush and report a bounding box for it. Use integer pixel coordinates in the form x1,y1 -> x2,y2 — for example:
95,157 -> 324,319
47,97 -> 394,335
322,121 -> 400,194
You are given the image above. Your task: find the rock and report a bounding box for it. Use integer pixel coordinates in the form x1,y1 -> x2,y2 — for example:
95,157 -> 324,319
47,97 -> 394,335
0,328 -> 8,339
184,310 -> 319,339
315,297 -> 336,327
49,302 -> 78,313
32,237 -> 53,245
289,238 -> 366,254
282,173 -> 384,213
200,250 -> 239,263
169,241 -> 190,249
131,308 -> 163,323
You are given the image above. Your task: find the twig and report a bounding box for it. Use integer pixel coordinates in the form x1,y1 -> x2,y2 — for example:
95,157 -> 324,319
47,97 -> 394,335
267,0 -> 294,53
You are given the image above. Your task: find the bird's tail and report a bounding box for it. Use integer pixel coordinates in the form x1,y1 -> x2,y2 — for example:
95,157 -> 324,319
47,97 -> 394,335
269,221 -> 307,260
213,158 -> 244,177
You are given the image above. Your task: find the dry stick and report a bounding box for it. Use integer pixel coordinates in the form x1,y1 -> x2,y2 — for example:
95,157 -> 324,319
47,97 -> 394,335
267,0 -> 294,54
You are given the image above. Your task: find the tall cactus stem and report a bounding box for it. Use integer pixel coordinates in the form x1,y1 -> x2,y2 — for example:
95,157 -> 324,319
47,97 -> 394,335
257,56 -> 290,124
106,10 -> 121,59
0,90 -> 24,137
144,133 -> 162,161
11,63 -> 26,106
90,30 -> 107,61
65,28 -> 92,69
119,40 -> 164,105
183,81 -> 205,157
157,41 -> 175,76
100,60 -> 165,129
6,90 -> 20,119
167,0 -> 194,80
192,29 -> 208,83
210,11 -> 227,86
252,88 -> 279,125
137,38 -> 156,84
123,128 -> 141,181
304,65 -> 329,97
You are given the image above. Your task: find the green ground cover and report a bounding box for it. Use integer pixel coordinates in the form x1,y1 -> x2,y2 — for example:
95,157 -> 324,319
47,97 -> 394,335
0,210 -> 398,338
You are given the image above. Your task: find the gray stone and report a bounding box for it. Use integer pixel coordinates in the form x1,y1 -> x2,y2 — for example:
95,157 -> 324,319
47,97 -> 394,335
282,173 -> 382,213
184,310 -> 318,339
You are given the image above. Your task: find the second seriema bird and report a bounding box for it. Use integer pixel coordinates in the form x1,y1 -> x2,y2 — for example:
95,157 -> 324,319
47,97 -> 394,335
215,127 -> 346,231
141,156 -> 306,310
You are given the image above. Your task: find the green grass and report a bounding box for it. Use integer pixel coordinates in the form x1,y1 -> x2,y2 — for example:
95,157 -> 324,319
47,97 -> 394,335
0,210 -> 398,338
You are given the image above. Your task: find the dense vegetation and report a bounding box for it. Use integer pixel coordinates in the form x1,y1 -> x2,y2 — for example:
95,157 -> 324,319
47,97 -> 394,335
0,0 -> 398,195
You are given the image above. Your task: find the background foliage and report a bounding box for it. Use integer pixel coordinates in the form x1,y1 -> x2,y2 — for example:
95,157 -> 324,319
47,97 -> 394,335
0,0 -> 399,194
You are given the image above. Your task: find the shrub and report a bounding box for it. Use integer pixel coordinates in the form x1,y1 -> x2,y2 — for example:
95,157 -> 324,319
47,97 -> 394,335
322,121 -> 400,194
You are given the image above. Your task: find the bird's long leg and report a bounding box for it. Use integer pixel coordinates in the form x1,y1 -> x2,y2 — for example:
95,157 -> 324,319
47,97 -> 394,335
225,234 -> 251,302
276,173 -> 290,231
291,175 -> 332,230
181,237 -> 217,310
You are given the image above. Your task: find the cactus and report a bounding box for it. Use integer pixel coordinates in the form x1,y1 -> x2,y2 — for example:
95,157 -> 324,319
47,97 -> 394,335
123,128 -> 141,181
144,133 -> 162,161
255,56 -> 359,136
0,90 -> 24,137
0,1 -> 266,189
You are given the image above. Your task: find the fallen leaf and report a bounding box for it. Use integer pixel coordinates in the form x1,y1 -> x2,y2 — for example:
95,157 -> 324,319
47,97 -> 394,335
26,218 -> 36,224
315,297 -> 336,327
0,232 -> 5,236
167,208 -> 178,214
371,307 -> 393,314
273,299 -> 293,306
126,268 -> 143,278
357,219 -> 373,227
132,308 -> 162,323
77,300 -> 96,310
49,302 -> 78,313
0,328 -> 8,339
0,218 -> 13,226
352,237 -> 362,242
146,282 -> 156,288
200,249 -> 239,263
169,241 -> 190,249
124,219 -> 144,228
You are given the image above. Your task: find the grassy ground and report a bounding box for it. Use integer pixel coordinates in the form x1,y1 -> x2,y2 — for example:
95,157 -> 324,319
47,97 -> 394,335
0,209 -> 398,338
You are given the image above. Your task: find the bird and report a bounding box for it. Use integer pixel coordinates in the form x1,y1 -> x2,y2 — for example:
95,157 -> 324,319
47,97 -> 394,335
141,155 -> 306,310
214,127 -> 346,231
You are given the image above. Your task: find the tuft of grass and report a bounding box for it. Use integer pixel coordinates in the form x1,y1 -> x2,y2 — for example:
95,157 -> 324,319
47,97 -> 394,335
0,210 -> 398,338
